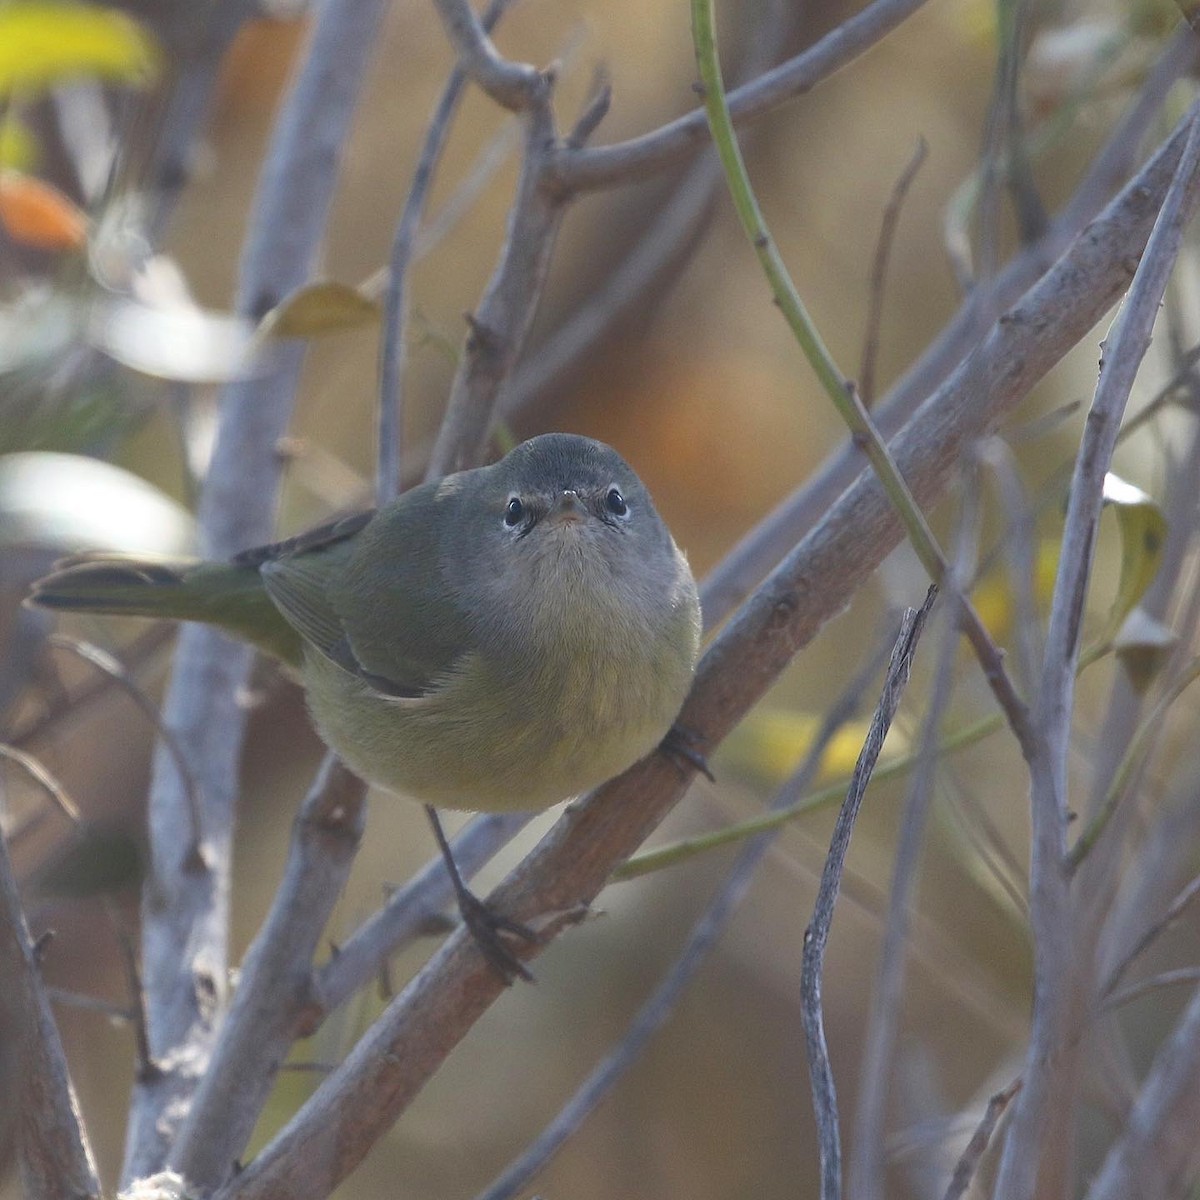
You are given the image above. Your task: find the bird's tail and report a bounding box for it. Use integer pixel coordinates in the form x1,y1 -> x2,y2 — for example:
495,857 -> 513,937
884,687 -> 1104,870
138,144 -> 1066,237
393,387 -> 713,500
28,555 -> 302,665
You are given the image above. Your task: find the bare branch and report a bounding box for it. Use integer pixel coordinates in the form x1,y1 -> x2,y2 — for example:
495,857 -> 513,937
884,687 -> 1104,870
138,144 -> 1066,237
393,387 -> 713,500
1085,983 -> 1200,1200
551,0 -> 931,193
424,96 -> 564,477
168,757 -> 367,1194
0,832 -> 100,1200
123,0 -> 395,1179
859,137 -> 927,407
941,1078 -> 1022,1200
430,0 -> 545,111
802,592 -> 935,1200
377,0 -> 516,503
46,635 -> 202,853
994,103 -> 1200,1200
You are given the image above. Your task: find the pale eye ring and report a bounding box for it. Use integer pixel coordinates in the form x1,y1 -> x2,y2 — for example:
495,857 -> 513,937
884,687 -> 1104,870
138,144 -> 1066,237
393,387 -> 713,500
605,487 -> 629,517
504,496 -> 525,527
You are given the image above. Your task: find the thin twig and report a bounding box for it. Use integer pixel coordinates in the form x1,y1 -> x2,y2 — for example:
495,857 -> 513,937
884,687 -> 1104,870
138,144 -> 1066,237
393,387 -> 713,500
424,0 -> 566,477
377,0 -> 515,504
860,137 -> 927,407
551,0 -> 931,193
852,482 -> 979,1200
0,830 -> 100,1200
941,1078 -> 1023,1200
430,0 -> 544,111
0,744 -> 82,826
1084,982 -> 1200,1200
109,903 -> 157,1083
474,634 -> 895,1200
801,591 -> 936,1200
994,103 -> 1200,1200
46,635 -> 202,855
1102,871 -> 1200,999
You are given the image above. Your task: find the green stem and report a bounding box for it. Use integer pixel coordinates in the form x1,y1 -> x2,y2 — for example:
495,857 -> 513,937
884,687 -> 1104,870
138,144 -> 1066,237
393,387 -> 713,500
690,0 -> 948,590
614,713 -> 1004,881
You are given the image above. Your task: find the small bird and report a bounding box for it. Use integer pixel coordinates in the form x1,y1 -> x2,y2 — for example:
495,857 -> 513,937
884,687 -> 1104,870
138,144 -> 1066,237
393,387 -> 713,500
30,433 -> 703,978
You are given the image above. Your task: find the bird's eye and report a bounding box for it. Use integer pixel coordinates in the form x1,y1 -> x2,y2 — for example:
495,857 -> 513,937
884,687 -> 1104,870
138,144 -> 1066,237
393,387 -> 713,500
504,497 -> 525,527
605,487 -> 628,517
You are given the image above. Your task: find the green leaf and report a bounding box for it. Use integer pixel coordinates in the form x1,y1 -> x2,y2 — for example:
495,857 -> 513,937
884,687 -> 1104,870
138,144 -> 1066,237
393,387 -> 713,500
263,282 -> 380,339
0,2 -> 159,96
1098,472 -> 1167,644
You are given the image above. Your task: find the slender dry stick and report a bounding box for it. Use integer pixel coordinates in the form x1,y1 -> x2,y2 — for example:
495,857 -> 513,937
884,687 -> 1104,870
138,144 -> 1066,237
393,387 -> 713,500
168,758 -> 367,1193
852,484 -> 979,1200
941,1079 -> 1023,1200
377,0 -> 515,503
1102,871 -> 1200,999
1066,656 -> 1200,874
1102,968 -> 1200,1012
45,635 -> 202,852
501,0 -> 800,423
552,0 -> 930,193
859,137 -> 928,407
691,0 -> 1036,760
422,0 -> 566,478
616,712 -> 1003,881
474,635 -> 893,1200
122,0 -> 394,1180
802,592 -> 936,1200
211,109 -> 1194,1200
1084,981 -> 1200,1200
0,744 -> 82,827
993,104 -> 1200,1200
700,24 -> 1200,628
0,831 -> 100,1200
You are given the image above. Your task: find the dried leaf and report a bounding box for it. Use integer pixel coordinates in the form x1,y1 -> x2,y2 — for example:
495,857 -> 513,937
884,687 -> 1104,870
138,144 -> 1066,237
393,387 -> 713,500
263,281 -> 380,338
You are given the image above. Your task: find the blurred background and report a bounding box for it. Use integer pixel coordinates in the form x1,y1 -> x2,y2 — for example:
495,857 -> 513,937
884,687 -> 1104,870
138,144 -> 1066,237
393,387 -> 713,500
2,0 -> 1199,1196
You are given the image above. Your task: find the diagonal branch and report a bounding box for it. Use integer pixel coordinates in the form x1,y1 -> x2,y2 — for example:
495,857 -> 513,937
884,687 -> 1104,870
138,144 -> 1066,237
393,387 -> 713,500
212,110 -> 1191,1200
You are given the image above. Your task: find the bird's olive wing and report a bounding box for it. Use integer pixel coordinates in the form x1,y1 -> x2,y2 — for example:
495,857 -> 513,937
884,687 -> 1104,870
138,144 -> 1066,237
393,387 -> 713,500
259,482 -> 475,699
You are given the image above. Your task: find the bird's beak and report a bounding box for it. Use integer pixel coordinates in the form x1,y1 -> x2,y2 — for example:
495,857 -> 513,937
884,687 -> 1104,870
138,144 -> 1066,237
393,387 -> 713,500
548,490 -> 586,525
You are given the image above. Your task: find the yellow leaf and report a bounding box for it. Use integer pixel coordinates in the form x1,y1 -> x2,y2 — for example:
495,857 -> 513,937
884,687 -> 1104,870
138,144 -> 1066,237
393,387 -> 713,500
0,2 -> 159,95
0,117 -> 36,170
717,709 -> 904,790
1099,472 -> 1167,644
263,281 -> 380,338
0,169 -> 86,249
970,538 -> 1060,640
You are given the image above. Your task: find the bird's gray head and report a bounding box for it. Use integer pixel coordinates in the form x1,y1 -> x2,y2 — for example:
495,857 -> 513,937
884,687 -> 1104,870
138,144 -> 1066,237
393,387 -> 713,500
452,433 -> 685,642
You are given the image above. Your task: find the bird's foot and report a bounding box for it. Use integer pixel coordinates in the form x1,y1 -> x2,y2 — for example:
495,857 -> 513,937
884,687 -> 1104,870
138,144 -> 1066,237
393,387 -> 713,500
455,887 -> 538,985
659,723 -> 715,782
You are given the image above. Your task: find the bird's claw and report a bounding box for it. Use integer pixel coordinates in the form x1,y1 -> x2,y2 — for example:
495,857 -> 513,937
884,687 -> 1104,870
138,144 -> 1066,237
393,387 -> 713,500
456,888 -> 537,985
659,723 -> 715,782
